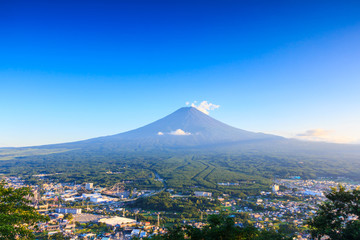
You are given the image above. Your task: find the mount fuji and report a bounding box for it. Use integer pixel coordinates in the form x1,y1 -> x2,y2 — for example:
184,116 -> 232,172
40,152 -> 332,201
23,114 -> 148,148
20,106 -> 356,156
57,107 -> 282,150
2,107 -> 360,184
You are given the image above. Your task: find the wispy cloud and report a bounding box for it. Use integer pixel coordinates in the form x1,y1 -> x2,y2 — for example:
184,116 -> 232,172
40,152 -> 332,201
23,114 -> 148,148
186,101 -> 220,114
169,129 -> 191,136
297,129 -> 333,137
296,129 -> 355,143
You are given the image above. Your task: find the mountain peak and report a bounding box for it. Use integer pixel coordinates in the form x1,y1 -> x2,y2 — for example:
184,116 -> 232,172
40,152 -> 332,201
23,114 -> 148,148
175,106 -> 203,114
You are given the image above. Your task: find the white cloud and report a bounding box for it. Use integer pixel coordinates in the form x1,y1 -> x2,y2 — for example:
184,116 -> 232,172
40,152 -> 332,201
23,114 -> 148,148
188,101 -> 220,115
169,129 -> 191,136
157,132 -> 164,135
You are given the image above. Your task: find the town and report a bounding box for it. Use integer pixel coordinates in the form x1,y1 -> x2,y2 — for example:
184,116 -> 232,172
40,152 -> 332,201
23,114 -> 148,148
3,175 -> 359,240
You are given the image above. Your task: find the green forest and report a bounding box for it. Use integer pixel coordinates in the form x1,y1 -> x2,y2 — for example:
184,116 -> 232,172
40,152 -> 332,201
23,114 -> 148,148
1,147 -> 359,196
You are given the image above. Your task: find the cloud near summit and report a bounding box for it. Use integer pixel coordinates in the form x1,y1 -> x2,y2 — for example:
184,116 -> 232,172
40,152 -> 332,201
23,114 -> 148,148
170,129 -> 191,136
186,101 -> 220,114
157,129 -> 191,136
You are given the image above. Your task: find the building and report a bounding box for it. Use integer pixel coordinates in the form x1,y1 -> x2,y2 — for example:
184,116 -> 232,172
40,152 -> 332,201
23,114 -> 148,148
98,216 -> 136,227
82,193 -> 100,199
56,208 -> 82,214
194,191 -> 212,197
90,196 -> 108,203
81,193 -> 115,203
131,229 -> 141,237
272,184 -> 279,193
62,197 -> 75,202
85,183 -> 93,190
46,225 -> 60,232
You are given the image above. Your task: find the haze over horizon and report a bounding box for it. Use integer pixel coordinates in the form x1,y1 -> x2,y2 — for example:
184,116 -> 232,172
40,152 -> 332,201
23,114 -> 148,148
1,1 -> 360,147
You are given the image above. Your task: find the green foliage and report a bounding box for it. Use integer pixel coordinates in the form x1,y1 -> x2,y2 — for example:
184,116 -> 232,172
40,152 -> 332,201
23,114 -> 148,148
2,148 -> 360,196
63,213 -> 73,221
131,192 -> 219,213
309,185 -> 360,240
79,222 -> 111,234
0,181 -> 48,240
48,232 -> 70,240
143,214 -> 292,240
278,223 -> 299,235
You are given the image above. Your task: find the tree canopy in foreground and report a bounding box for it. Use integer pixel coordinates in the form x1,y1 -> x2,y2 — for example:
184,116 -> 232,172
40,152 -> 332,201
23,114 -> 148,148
0,181 -> 47,240
139,214 -> 292,240
309,185 -> 360,240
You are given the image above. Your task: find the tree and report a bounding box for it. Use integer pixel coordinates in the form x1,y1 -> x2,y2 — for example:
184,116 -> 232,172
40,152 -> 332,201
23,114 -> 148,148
142,214 -> 291,240
63,213 -> 73,221
309,185 -> 360,240
49,232 -> 70,240
278,223 -> 299,235
0,181 -> 48,239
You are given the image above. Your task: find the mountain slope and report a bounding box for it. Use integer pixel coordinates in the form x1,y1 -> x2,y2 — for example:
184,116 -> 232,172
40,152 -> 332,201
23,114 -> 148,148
73,107 -> 281,148
2,107 -> 360,190
7,107 -> 360,156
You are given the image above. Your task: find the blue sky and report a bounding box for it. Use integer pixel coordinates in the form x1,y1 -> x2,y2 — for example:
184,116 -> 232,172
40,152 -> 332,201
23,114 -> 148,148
1,1 -> 360,146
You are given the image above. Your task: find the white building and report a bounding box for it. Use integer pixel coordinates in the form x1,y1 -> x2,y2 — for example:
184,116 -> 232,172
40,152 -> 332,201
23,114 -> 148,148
272,184 -> 279,192
62,197 -> 75,202
85,183 -> 93,190
90,196 -> 108,203
56,208 -> 82,214
82,193 -> 100,199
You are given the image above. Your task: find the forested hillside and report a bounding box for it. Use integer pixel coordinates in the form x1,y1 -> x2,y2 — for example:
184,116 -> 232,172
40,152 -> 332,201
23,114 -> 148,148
1,147 -> 360,196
